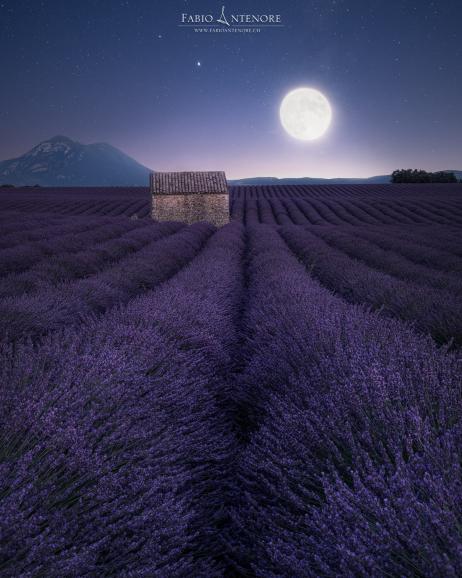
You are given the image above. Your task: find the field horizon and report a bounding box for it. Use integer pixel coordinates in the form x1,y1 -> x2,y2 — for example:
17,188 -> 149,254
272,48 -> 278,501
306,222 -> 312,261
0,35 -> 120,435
2,182 -> 462,225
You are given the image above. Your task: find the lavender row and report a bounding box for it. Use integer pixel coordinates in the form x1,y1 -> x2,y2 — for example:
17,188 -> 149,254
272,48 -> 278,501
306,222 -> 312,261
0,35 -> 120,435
353,223 -> 462,275
237,197 -> 462,226
0,222 -> 213,341
0,217 -> 110,258
351,225 -> 462,262
0,223 -> 245,576
0,214 -> 108,250
229,225 -> 462,577
281,226 -> 462,345
0,218 -> 157,277
0,199 -> 148,218
0,221 -> 183,298
0,213 -> 67,239
310,227 -> 462,295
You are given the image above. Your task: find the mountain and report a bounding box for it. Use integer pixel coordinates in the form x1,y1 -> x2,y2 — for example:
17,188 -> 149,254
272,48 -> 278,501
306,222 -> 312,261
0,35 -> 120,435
0,136 -> 151,186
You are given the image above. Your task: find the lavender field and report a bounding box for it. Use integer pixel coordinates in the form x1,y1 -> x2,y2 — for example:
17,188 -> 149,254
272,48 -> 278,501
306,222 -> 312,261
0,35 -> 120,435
2,183 -> 462,224
1,185 -> 462,576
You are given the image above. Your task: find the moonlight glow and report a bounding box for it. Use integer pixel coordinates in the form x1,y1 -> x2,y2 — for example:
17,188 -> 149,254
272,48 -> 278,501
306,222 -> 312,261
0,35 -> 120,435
280,88 -> 332,141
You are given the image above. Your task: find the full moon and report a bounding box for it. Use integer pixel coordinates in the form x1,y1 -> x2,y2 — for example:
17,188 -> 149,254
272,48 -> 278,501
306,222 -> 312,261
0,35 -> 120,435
280,88 -> 332,141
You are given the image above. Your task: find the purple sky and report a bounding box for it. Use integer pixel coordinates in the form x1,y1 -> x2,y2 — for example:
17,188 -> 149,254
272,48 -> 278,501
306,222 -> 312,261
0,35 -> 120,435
1,1 -> 461,179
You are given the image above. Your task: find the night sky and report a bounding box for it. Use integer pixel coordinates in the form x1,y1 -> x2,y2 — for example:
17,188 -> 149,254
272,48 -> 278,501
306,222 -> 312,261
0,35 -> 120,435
1,0 -> 461,179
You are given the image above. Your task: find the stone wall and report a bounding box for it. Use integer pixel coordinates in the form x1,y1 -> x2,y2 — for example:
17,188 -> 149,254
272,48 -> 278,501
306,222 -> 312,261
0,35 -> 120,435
152,193 -> 229,227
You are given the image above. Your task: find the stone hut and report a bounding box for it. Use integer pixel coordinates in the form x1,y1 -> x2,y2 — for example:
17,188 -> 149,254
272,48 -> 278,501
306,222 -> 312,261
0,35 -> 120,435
150,171 -> 229,227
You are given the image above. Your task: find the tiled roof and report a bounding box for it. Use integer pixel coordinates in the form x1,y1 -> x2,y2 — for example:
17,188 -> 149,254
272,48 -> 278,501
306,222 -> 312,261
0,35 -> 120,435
151,171 -> 228,195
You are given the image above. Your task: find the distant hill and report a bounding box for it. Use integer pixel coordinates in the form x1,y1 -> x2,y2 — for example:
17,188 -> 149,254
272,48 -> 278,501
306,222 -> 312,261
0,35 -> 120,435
229,172 -> 462,185
228,175 -> 391,185
1,137 -> 459,187
0,136 -> 150,186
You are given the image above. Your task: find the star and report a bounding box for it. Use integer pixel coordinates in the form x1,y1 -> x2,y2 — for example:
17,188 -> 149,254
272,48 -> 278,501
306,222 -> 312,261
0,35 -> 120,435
196,61 -> 201,67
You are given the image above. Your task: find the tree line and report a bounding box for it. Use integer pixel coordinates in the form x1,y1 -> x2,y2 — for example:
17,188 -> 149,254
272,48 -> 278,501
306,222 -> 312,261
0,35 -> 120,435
392,169 -> 460,183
